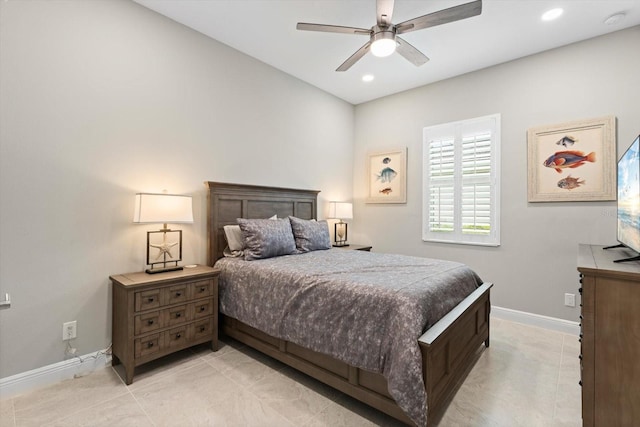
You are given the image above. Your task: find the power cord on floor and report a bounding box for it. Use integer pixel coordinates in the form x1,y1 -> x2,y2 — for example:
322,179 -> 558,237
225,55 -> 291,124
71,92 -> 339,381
65,340 -> 112,363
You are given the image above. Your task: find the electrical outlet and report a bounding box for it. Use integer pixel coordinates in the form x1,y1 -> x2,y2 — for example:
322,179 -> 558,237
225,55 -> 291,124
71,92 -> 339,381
63,321 -> 77,340
564,293 -> 576,307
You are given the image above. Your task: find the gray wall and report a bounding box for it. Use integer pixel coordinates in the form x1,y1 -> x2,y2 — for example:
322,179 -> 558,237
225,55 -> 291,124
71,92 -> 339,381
0,0 -> 354,378
351,26 -> 640,321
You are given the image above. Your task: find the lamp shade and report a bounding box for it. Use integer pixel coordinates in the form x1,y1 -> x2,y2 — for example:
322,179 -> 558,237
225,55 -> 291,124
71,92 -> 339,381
133,193 -> 193,224
328,202 -> 353,220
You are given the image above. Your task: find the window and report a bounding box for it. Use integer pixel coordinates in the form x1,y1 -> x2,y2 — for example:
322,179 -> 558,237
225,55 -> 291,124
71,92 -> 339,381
423,114 -> 500,246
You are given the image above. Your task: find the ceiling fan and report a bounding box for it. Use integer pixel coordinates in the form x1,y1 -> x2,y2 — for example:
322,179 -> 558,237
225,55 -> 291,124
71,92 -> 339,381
296,0 -> 482,71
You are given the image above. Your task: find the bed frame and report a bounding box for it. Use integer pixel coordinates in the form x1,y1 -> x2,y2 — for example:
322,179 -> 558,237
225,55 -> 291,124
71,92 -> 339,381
206,181 -> 491,426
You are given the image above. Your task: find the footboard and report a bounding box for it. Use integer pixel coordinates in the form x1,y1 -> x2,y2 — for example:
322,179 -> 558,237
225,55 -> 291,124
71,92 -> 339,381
420,282 -> 492,423
220,283 -> 491,426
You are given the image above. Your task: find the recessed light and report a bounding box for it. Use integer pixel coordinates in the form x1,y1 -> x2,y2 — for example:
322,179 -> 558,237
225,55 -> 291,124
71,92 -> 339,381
541,8 -> 563,21
362,74 -> 374,82
604,12 -> 626,25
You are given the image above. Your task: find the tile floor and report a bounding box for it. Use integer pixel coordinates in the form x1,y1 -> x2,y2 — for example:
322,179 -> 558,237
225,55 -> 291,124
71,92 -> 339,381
0,317 -> 581,427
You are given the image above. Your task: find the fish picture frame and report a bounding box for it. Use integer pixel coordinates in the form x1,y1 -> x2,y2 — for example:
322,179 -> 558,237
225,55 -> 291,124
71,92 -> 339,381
366,147 -> 407,203
527,116 -> 616,202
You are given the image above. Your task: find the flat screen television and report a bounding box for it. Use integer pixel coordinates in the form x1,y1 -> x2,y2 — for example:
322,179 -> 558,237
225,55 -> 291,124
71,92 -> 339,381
609,134 -> 640,262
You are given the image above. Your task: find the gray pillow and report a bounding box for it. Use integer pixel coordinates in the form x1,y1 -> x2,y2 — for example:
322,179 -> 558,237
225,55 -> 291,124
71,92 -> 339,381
288,216 -> 331,252
223,215 -> 277,257
237,218 -> 297,261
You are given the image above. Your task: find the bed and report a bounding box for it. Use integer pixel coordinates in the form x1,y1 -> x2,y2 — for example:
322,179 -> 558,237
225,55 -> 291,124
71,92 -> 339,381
206,181 -> 491,426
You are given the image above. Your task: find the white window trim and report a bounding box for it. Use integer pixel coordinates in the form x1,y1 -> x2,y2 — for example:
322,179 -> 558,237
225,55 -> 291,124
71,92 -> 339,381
422,114 -> 501,247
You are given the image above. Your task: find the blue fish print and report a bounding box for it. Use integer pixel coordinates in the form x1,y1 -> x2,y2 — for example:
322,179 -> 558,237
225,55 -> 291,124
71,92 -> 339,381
377,167 -> 397,183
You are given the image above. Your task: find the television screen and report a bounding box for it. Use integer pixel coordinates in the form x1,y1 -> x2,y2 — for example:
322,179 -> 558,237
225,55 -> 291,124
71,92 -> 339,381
617,135 -> 640,255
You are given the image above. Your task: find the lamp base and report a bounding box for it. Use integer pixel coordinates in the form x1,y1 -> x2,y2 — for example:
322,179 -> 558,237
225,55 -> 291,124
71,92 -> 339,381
145,266 -> 184,274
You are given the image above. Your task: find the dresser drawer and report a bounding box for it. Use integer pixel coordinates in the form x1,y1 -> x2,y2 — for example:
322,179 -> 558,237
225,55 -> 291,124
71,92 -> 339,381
164,284 -> 189,305
193,299 -> 213,319
193,318 -> 214,340
191,280 -> 213,298
135,311 -> 163,335
135,289 -> 161,312
164,325 -> 189,349
164,304 -> 189,327
135,333 -> 161,358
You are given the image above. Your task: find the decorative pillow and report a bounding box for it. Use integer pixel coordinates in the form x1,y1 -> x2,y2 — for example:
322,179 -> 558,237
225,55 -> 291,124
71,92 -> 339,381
288,216 -> 331,253
237,218 -> 297,261
223,215 -> 277,257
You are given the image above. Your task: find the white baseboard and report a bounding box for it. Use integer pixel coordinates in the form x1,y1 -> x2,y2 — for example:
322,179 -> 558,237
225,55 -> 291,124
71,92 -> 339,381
492,306 -> 580,336
0,350 -> 112,399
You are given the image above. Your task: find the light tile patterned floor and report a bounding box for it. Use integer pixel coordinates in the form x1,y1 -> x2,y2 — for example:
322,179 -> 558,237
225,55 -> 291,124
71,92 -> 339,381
0,317 -> 581,426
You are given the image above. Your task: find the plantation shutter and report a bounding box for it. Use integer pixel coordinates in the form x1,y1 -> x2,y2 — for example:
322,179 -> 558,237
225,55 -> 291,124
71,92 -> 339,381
423,115 -> 500,246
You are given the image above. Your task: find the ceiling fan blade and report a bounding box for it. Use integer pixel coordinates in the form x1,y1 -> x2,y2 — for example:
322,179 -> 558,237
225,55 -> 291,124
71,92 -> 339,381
377,0 -> 395,27
396,36 -> 429,66
336,41 -> 372,72
396,0 -> 482,34
297,23 -> 370,35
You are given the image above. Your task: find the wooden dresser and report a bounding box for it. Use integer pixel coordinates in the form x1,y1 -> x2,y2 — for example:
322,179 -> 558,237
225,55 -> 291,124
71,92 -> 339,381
577,244 -> 640,426
110,265 -> 220,384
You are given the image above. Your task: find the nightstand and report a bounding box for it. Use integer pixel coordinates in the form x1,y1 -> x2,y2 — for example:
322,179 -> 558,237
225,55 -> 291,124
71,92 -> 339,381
334,244 -> 372,252
110,265 -> 220,384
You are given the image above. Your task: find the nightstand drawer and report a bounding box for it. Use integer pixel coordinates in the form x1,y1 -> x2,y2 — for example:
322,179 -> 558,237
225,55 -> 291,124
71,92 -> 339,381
193,318 -> 214,340
165,325 -> 189,349
191,280 -> 213,298
165,304 -> 189,327
193,299 -> 213,319
164,284 -> 189,305
135,311 -> 163,335
135,333 -> 161,358
135,289 -> 161,311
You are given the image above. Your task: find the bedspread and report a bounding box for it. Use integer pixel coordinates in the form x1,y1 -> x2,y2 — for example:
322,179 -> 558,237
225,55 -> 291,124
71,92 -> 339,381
215,249 -> 482,426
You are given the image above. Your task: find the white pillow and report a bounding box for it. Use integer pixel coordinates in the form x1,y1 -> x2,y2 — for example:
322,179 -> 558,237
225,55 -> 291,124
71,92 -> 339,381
223,225 -> 244,253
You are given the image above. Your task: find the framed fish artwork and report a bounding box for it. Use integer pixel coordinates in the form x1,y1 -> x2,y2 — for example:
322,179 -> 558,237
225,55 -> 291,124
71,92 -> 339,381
366,147 -> 407,203
527,116 -> 616,202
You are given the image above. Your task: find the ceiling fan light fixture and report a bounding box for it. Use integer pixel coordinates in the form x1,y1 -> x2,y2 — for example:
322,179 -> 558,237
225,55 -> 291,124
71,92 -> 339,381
370,29 -> 396,57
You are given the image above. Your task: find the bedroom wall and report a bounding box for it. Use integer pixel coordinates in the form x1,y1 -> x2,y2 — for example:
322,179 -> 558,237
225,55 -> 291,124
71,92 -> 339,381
352,26 -> 640,321
0,0 -> 354,378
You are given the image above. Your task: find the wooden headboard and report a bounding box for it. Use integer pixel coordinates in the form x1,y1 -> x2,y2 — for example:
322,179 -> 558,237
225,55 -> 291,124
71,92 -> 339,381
205,182 -> 319,265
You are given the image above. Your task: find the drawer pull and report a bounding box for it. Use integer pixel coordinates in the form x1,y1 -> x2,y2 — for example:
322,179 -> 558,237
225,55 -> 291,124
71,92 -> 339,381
147,342 -> 154,348
200,306 -> 206,312
175,313 -> 181,318
579,380 -> 582,387
176,333 -> 182,339
200,326 -> 206,332
148,297 -> 154,303
148,319 -> 154,325
176,292 -> 182,297
579,354 -> 583,360
200,287 -> 206,293
578,287 -> 583,294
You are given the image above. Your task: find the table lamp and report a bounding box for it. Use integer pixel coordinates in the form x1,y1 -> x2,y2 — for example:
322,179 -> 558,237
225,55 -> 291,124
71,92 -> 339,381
328,201 -> 353,247
133,193 -> 193,274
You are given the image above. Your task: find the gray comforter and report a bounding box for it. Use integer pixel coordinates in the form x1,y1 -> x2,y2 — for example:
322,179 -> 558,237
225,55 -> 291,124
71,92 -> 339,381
215,249 -> 482,426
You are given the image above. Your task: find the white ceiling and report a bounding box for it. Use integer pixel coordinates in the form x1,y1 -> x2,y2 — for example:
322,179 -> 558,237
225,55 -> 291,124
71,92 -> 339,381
133,0 -> 640,105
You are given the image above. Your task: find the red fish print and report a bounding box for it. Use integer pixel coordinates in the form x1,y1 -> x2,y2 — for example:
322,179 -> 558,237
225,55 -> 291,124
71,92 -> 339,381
543,150 -> 596,173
